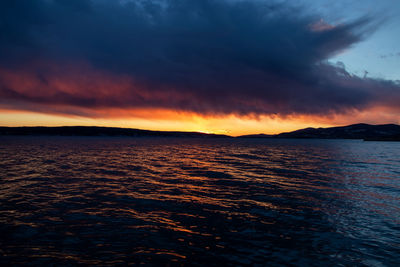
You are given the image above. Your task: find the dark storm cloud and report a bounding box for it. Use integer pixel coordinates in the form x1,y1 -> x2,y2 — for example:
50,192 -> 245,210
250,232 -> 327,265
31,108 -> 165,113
0,0 -> 399,116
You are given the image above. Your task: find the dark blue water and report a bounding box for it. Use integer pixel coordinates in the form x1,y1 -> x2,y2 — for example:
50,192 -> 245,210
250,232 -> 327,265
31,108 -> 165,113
0,137 -> 399,266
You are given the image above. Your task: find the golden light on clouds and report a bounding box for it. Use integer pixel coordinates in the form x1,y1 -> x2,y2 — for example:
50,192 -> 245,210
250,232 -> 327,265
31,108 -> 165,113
1,106 -> 399,136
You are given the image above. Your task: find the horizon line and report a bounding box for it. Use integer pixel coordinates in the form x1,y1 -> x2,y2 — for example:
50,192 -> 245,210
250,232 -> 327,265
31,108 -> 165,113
1,122 -> 399,137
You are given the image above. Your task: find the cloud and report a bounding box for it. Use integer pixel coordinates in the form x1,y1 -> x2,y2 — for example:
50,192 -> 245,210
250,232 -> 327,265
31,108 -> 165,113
0,0 -> 399,118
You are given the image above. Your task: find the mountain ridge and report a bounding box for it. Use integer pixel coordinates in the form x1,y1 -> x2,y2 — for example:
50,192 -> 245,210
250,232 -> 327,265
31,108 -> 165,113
239,123 -> 400,141
0,124 -> 399,141
0,126 -> 230,138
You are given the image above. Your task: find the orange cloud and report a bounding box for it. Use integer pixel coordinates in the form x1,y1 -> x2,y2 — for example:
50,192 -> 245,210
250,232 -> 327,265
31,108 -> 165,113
0,60 -> 399,136
1,106 -> 399,136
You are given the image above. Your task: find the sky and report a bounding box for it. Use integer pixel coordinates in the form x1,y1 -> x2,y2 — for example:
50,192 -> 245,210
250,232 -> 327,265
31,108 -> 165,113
0,0 -> 399,136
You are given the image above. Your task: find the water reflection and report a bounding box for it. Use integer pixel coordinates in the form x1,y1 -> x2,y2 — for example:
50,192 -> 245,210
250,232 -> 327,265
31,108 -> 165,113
0,137 -> 399,265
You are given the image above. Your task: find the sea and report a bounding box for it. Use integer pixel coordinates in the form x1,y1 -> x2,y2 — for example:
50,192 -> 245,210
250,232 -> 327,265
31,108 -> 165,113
0,137 -> 399,266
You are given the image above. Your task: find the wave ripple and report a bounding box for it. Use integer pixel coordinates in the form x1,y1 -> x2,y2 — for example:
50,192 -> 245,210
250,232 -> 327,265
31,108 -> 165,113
0,137 -> 399,266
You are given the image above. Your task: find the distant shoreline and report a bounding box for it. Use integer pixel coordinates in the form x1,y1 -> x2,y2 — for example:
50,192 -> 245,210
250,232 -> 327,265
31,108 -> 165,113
0,126 -> 230,139
1,124 -> 399,141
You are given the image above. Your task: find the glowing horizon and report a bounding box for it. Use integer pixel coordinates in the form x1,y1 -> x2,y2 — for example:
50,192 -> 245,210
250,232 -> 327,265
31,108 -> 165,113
1,107 -> 399,137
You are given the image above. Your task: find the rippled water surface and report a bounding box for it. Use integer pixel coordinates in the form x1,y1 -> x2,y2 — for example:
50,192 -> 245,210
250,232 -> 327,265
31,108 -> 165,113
0,137 -> 399,266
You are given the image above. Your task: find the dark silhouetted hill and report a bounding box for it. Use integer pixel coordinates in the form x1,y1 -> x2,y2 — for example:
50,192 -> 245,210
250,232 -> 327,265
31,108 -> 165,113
237,134 -> 274,138
1,124 -> 400,141
0,126 -> 230,138
239,124 -> 400,141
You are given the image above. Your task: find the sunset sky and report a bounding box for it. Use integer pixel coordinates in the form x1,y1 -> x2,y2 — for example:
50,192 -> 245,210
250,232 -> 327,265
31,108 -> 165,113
1,0 -> 399,136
